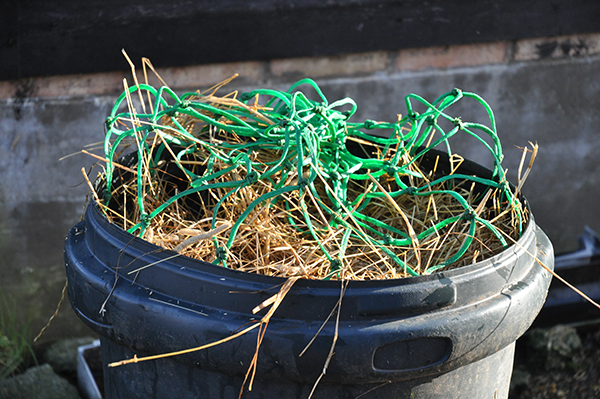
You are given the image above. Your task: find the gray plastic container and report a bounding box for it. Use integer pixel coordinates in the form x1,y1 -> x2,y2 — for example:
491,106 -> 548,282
77,340 -> 102,399
65,152 -> 554,399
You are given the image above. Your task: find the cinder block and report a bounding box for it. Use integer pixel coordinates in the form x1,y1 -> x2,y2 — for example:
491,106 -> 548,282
396,42 -> 509,71
0,73 -> 126,100
270,52 -> 388,78
514,33 -> 600,61
157,61 -> 266,91
0,61 -> 266,100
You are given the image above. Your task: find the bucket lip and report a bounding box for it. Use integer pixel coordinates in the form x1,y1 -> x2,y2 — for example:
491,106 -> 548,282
89,145 -> 532,289
87,196 -> 534,289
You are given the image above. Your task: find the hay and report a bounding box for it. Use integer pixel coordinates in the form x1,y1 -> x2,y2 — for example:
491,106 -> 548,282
94,76 -> 532,280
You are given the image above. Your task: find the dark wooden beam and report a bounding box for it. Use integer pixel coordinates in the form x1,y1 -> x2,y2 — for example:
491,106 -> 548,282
2,0 -> 600,80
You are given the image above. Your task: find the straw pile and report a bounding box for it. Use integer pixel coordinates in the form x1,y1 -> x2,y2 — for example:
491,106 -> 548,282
93,75 -> 533,281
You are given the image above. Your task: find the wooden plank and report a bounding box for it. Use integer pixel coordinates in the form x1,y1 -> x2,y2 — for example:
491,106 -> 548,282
1,0 -> 600,80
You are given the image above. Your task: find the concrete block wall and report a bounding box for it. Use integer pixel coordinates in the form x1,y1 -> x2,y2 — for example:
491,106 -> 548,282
1,32 -> 599,341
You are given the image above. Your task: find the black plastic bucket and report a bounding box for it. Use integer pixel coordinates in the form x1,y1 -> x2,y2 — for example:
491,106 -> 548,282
65,154 -> 554,399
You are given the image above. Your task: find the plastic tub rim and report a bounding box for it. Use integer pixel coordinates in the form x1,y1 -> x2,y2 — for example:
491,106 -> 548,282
86,196 -> 535,287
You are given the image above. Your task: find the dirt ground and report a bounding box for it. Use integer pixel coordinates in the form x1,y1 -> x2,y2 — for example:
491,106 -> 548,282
510,322 -> 600,398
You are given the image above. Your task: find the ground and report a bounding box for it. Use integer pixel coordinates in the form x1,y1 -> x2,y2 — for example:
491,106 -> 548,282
511,322 -> 600,398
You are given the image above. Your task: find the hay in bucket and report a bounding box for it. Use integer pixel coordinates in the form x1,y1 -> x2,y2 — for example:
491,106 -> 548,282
91,75 -> 533,281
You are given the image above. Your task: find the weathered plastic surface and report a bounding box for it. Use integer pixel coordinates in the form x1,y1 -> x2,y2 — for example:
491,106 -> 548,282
64,154 -> 554,399
77,340 -> 102,399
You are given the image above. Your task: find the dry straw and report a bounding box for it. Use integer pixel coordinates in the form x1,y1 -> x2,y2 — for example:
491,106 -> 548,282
95,74 -> 532,282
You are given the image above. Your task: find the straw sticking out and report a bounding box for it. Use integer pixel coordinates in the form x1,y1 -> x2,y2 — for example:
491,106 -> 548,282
93,74 -> 530,281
